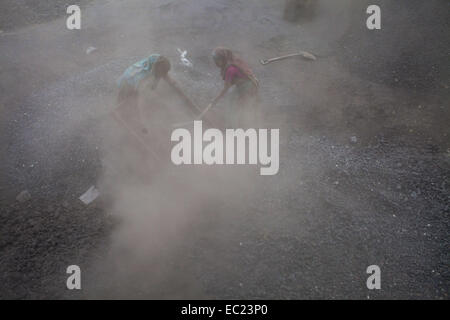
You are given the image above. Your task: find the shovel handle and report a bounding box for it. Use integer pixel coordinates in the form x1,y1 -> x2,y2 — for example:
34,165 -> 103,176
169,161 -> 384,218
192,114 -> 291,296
198,103 -> 214,120
171,104 -> 215,128
260,51 -> 316,65
260,53 -> 303,65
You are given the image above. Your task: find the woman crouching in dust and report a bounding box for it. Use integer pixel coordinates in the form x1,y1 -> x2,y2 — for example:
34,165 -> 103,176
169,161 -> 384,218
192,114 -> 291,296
208,47 -> 260,128
114,54 -> 200,135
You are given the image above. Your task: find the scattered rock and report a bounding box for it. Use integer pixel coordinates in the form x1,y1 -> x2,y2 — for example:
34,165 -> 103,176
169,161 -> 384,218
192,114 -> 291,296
86,46 -> 97,55
79,186 -> 100,205
350,136 -> 358,143
177,48 -> 193,68
16,190 -> 31,203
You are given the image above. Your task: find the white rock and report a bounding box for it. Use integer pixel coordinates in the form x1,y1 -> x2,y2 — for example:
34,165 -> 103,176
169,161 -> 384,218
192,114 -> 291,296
177,48 -> 193,68
79,186 -> 100,205
86,46 -> 97,55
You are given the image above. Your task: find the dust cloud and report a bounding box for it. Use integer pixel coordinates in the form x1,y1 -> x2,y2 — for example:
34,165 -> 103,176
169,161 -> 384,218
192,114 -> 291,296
91,83 -> 260,298
55,0 -> 366,298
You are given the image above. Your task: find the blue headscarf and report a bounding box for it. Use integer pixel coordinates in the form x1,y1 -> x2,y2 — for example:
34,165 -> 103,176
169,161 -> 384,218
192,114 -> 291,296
118,54 -> 161,90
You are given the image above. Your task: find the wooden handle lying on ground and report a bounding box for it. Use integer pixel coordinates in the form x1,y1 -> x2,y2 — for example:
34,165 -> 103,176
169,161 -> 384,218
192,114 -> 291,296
260,51 -> 316,65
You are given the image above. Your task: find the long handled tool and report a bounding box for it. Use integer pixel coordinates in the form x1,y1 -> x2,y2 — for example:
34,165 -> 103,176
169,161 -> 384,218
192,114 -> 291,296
171,102 -> 214,128
111,109 -> 162,163
260,51 -> 316,65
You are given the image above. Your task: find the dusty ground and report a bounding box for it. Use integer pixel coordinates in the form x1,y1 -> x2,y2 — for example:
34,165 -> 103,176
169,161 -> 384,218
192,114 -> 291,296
0,0 -> 448,299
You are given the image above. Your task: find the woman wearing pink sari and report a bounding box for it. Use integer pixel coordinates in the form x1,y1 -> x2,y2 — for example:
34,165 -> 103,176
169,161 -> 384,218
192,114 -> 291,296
209,47 -> 260,128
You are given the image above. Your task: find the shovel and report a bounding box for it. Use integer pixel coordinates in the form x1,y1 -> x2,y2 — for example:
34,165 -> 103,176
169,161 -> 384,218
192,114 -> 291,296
260,51 -> 316,65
